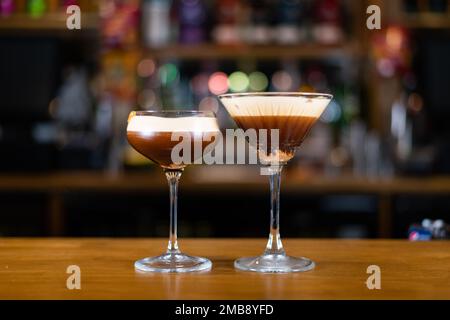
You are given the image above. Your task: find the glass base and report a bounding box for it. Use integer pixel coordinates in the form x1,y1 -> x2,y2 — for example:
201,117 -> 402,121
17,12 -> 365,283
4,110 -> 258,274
135,252 -> 212,273
234,253 -> 315,273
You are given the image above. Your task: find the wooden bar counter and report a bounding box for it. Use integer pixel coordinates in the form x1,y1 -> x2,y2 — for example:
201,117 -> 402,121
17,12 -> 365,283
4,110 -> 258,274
0,238 -> 449,299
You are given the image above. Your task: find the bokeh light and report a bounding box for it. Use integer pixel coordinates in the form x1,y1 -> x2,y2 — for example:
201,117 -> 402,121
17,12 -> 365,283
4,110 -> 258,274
272,70 -> 293,91
199,96 -> 220,114
407,92 -> 423,113
386,26 -> 405,52
228,71 -> 249,92
137,59 -> 156,78
208,72 -> 228,95
248,71 -> 269,91
191,73 -> 210,96
158,63 -> 179,86
377,58 -> 395,78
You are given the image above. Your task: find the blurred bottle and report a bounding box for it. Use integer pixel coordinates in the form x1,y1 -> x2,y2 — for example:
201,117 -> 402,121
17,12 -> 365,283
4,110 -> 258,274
92,93 -> 113,169
247,0 -> 271,44
28,0 -> 46,17
365,132 -> 384,177
157,62 -> 194,109
311,0 -> 344,44
323,81 -> 368,176
0,0 -> 14,16
212,0 -> 242,44
178,0 -> 207,44
101,1 -> 139,49
348,120 -> 366,176
391,92 -> 413,163
391,86 -> 432,175
142,0 -> 172,48
274,0 -> 305,44
95,94 -> 113,142
55,67 -> 93,129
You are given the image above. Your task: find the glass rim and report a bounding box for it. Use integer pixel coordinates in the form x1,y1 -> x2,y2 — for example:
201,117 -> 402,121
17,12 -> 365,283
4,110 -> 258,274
217,92 -> 333,100
132,110 -> 216,117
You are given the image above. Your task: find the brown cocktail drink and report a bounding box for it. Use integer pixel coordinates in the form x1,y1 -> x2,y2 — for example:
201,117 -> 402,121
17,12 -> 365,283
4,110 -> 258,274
127,112 -> 219,169
127,110 -> 220,273
232,115 -> 319,163
219,92 -> 332,273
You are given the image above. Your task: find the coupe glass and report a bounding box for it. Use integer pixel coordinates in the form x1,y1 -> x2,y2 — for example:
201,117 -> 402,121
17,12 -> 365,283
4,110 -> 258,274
218,92 -> 332,273
127,110 -> 220,272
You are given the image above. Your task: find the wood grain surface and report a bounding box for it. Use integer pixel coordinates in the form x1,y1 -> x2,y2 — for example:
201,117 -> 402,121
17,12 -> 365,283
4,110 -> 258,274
0,238 -> 449,299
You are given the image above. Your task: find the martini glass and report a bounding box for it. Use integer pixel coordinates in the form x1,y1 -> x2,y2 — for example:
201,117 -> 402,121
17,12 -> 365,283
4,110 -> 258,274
218,92 -> 332,273
127,110 -> 220,272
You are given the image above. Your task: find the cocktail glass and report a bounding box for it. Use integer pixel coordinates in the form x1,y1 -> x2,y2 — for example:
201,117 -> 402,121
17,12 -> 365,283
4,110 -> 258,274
127,110 -> 220,272
218,92 -> 332,273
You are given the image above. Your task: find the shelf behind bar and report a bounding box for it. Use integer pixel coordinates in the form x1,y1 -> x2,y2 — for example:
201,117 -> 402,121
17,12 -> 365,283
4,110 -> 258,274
0,14 -> 359,60
0,13 -> 99,31
143,42 -> 361,60
0,169 -> 449,195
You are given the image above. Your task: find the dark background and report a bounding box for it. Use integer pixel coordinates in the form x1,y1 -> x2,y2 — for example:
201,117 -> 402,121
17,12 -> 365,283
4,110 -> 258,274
0,0 -> 449,239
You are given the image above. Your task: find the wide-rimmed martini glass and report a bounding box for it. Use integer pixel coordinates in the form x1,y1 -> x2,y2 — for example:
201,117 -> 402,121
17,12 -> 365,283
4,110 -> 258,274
218,92 -> 332,273
127,110 -> 220,272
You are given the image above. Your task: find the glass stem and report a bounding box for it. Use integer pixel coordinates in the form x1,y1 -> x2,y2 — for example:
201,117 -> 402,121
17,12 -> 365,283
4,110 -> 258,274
165,169 -> 183,254
265,165 -> 285,255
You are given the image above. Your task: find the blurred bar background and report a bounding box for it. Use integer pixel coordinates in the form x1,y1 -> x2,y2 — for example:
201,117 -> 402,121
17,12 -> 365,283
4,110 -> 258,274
0,0 -> 449,239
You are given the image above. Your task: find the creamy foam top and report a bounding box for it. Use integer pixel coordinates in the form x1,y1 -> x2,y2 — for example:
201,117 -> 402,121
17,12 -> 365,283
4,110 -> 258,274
127,116 -> 220,133
219,95 -> 331,118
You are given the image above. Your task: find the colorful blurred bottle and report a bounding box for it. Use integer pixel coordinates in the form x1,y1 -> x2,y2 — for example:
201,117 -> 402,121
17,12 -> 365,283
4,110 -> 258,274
178,0 -> 207,44
274,0 -> 305,44
311,0 -> 344,44
212,0 -> 242,44
247,0 -> 271,44
0,0 -> 14,16
28,0 -> 46,17
142,0 -> 172,48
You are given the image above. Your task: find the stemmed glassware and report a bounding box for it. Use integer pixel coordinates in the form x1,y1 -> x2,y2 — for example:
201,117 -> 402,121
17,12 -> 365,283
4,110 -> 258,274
127,110 -> 220,273
219,92 -> 332,273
